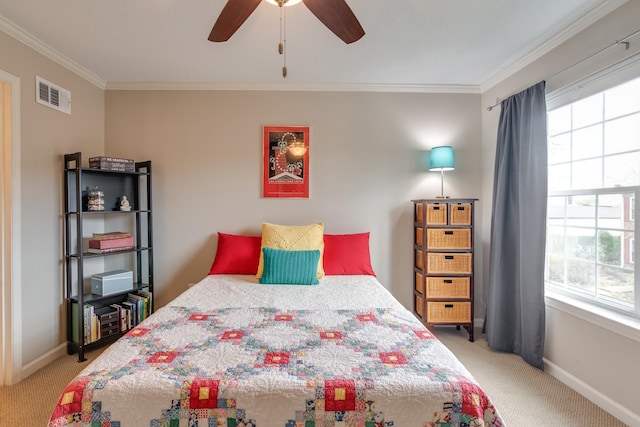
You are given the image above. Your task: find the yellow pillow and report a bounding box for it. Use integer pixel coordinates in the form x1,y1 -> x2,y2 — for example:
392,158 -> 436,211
257,222 -> 325,279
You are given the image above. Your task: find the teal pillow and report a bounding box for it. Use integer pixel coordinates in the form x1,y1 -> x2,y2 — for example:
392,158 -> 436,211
259,247 -> 320,285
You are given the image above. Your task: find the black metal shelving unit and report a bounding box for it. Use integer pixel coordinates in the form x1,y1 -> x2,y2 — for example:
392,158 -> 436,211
63,152 -> 153,362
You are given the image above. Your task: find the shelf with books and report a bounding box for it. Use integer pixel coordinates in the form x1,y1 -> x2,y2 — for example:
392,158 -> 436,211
64,152 -> 153,362
69,289 -> 153,349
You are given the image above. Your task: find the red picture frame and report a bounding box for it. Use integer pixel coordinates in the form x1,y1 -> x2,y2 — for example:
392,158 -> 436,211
263,126 -> 310,198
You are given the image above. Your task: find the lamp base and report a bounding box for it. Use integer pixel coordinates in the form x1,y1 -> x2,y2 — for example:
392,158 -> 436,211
435,170 -> 451,200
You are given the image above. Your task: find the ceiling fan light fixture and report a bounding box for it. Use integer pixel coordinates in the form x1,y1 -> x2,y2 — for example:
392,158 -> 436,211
265,0 -> 302,6
209,0 -> 365,76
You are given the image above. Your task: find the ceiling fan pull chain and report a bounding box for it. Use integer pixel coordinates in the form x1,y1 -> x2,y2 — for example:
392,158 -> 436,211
278,0 -> 284,54
282,1 -> 288,78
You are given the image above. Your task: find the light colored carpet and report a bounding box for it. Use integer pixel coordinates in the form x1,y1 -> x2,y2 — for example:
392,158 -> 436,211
0,330 -> 629,426
434,326 -> 628,427
0,347 -> 104,427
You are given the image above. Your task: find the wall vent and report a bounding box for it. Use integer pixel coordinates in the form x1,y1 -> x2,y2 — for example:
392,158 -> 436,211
35,76 -> 71,115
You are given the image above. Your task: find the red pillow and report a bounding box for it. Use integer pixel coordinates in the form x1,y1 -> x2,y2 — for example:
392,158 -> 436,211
323,233 -> 375,276
208,233 -> 262,275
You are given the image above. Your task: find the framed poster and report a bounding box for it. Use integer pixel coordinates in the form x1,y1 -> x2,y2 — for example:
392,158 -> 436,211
263,126 -> 310,198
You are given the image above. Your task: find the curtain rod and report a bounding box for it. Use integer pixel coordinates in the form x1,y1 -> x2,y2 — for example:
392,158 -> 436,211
486,27 -> 640,111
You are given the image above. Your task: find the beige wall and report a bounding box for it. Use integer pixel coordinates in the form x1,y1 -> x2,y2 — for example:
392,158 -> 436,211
481,2 -> 640,423
0,31 -> 105,368
105,90 -> 483,308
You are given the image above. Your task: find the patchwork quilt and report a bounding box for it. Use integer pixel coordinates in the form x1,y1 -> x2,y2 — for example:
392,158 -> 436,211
49,275 -> 505,427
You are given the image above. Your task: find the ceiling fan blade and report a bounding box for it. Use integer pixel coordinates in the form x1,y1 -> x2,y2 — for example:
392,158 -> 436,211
208,0 -> 262,42
302,0 -> 365,44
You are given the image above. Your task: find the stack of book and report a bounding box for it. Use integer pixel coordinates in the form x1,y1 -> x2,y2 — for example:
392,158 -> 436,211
89,156 -> 134,172
110,291 -> 153,331
88,232 -> 134,254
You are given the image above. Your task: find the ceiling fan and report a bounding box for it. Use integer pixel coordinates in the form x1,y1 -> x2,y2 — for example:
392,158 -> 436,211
208,0 -> 365,45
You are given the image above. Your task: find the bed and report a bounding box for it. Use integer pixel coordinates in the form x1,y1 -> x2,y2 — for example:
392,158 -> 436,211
49,228 -> 505,427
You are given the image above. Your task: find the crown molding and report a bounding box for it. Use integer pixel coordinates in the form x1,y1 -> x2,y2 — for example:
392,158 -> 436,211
0,11 -> 479,96
0,13 -> 478,95
0,14 -> 106,89
480,0 -> 628,93
105,81 -> 481,93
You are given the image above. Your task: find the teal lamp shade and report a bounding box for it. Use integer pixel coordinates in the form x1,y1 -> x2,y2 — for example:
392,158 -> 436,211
428,146 -> 455,171
428,146 -> 455,198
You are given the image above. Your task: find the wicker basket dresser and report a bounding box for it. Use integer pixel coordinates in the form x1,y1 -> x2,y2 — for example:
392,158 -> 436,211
412,198 -> 477,341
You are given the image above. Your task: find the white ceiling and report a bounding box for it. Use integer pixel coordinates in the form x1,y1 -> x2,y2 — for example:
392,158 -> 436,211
0,0 -> 623,90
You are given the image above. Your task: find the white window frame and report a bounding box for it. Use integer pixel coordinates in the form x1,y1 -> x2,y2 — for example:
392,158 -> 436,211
545,189 -> 639,314
545,72 -> 640,322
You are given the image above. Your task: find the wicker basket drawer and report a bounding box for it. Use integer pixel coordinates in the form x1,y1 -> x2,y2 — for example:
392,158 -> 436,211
415,296 -> 424,319
426,228 -> 471,249
415,249 -> 424,270
426,203 -> 447,225
427,253 -> 472,274
427,302 -> 471,323
426,277 -> 470,298
415,271 -> 424,294
449,203 -> 472,225
415,227 -> 424,246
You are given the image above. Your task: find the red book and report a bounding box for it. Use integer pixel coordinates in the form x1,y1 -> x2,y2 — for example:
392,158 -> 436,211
92,232 -> 131,241
89,237 -> 134,249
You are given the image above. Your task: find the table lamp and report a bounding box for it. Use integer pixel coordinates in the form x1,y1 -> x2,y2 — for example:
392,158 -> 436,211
428,146 -> 455,198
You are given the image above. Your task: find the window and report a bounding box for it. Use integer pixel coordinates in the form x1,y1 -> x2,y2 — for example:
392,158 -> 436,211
545,76 -> 640,317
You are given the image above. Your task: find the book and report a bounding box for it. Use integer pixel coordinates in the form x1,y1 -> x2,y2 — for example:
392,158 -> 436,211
137,290 -> 153,316
92,232 -> 131,241
90,163 -> 134,172
89,156 -> 135,172
88,245 -> 134,254
89,156 -> 134,164
71,302 -> 79,343
89,237 -> 134,249
123,300 -> 138,327
121,301 -> 134,329
92,312 -> 100,342
83,304 -> 94,344
128,293 -> 146,323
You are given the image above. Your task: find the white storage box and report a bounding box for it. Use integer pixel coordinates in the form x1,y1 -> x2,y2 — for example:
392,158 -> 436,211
91,269 -> 133,296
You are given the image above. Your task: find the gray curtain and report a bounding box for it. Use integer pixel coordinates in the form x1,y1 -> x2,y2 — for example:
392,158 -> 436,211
486,81 -> 547,370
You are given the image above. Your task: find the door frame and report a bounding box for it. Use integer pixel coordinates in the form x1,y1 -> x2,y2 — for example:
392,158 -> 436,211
1,69 -> 22,385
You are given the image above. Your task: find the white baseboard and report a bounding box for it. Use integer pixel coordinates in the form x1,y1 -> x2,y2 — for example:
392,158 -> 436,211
544,358 -> 640,426
21,343 -> 67,379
